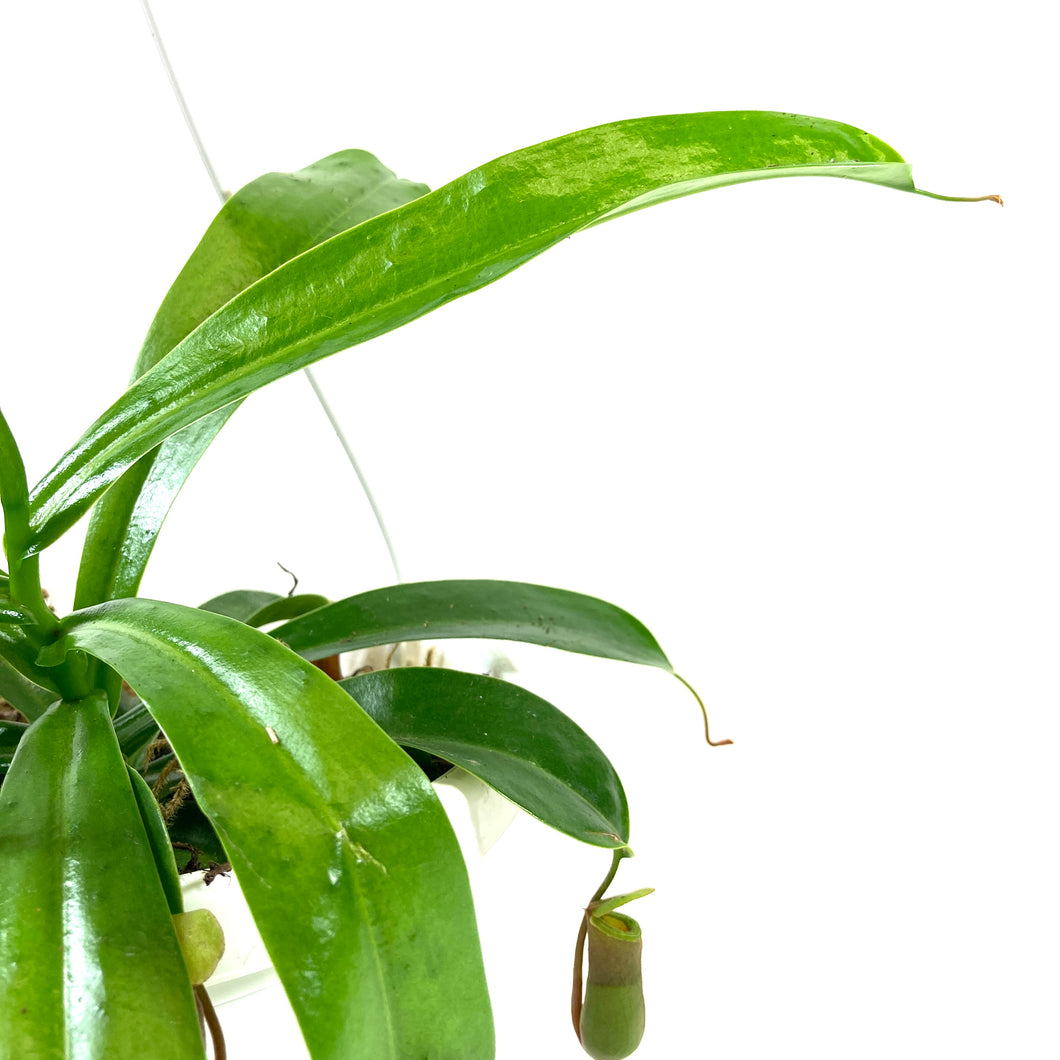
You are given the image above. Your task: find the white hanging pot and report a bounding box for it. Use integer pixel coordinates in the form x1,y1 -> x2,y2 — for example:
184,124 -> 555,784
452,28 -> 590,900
180,765 -> 517,1058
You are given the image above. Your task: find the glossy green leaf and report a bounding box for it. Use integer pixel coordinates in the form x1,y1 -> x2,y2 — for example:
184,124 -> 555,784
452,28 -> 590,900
0,692 -> 204,1058
244,593 -> 330,627
0,405 -> 31,555
73,152 -> 429,606
1,407 -> 55,635
0,718 -> 26,743
0,718 -> 27,780
0,601 -> 34,622
272,579 -> 672,668
0,628 -> 60,721
42,598 -> 494,1060
27,112 -> 993,555
200,588 -> 330,627
343,666 -> 629,845
134,151 -> 430,386
73,423 -> 226,605
126,764 -> 184,915
199,588 -> 285,621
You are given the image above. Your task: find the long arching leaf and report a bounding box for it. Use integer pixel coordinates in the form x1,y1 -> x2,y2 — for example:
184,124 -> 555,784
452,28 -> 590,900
0,693 -> 205,1058
0,627 -> 61,721
73,152 -> 429,606
271,579 -> 671,668
199,588 -> 330,626
27,111 -> 994,554
38,598 -> 494,1060
343,666 -> 630,845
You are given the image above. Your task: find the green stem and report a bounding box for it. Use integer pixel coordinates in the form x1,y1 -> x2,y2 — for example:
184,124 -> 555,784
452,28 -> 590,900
591,846 -> 630,905
673,672 -> 733,747
572,846 -> 632,1040
0,408 -> 56,634
1,409 -> 94,702
915,189 -> 1003,205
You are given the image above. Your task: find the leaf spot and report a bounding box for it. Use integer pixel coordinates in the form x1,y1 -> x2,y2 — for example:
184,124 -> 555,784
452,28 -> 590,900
336,825 -> 388,875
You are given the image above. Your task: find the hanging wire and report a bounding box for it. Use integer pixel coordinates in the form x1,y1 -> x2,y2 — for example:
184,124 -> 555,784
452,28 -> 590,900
138,0 -> 403,584
138,0 -> 227,203
301,371 -> 403,582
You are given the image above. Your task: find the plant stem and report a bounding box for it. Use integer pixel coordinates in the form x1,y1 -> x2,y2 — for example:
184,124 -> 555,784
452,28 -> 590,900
916,189 -> 1003,205
194,983 -> 227,1060
0,408 -> 56,634
0,410 -> 92,700
673,672 -> 733,747
591,846 -> 631,905
571,845 -> 631,1039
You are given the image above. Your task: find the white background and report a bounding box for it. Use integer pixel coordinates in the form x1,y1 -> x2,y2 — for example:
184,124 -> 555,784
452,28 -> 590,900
2,2 -> 1056,1058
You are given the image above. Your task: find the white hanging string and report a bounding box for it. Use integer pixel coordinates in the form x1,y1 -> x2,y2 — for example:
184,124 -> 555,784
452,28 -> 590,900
138,0 -> 403,583
138,0 -> 226,204
301,370 -> 403,582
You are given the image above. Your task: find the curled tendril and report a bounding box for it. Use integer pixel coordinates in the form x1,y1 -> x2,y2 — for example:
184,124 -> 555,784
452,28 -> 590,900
673,673 -> 732,747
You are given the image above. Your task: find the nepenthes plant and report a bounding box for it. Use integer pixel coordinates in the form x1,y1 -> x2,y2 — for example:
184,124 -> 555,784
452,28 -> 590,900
0,108 -> 998,1059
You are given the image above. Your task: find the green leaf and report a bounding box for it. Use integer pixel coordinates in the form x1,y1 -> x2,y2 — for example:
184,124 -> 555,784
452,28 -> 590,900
126,764 -> 184,916
1,408 -> 55,634
200,588 -> 330,627
0,602 -> 34,623
0,405 -> 31,559
0,718 -> 26,744
73,151 -> 429,606
244,593 -> 330,627
198,588 -> 285,621
0,628 -> 61,721
73,424 -> 227,605
44,598 -> 494,1060
0,693 -> 205,1058
589,888 -> 655,919
134,151 -> 431,386
27,112 -> 992,555
343,666 -> 629,845
272,579 -> 672,668
0,718 -> 27,781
